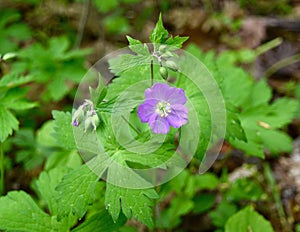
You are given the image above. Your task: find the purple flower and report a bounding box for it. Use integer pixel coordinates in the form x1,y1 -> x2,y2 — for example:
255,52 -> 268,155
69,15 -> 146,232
72,119 -> 79,127
137,83 -> 188,134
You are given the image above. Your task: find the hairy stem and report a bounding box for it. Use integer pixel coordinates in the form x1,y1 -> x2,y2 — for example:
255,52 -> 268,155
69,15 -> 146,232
0,142 -> 4,195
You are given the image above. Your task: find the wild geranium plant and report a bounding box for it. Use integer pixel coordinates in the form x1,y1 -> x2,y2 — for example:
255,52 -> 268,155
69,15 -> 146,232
0,14 -> 298,232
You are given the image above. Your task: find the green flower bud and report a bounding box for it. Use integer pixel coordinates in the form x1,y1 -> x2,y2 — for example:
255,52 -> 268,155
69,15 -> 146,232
84,112 -> 99,132
166,60 -> 179,72
159,66 -> 168,79
91,113 -> 99,130
158,45 -> 167,53
161,51 -> 173,58
84,117 -> 93,132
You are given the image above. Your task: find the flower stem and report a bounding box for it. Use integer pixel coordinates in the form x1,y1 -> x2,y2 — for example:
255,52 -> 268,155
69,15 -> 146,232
255,37 -> 282,57
150,59 -> 154,86
0,142 -> 4,195
264,53 -> 300,78
121,115 -> 140,135
74,0 -> 90,49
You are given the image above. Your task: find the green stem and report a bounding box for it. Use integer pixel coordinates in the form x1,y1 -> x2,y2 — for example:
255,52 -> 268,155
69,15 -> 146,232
264,163 -> 291,231
264,53 -> 300,78
121,115 -> 140,135
150,60 -> 154,86
0,142 -> 4,195
255,37 -> 283,57
74,0 -> 90,49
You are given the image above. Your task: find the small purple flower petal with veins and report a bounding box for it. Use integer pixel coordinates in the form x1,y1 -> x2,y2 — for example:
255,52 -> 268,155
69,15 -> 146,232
137,83 -> 188,134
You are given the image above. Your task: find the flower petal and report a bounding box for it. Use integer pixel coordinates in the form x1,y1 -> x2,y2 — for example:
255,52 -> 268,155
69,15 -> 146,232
167,104 -> 188,128
148,114 -> 170,134
166,87 -> 187,105
145,83 -> 170,101
137,99 -> 158,123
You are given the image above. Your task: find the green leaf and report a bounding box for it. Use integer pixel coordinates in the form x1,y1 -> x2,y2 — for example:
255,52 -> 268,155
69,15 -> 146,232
126,36 -> 150,56
55,151 -> 111,220
226,178 -> 265,202
52,111 -> 77,150
246,79 -> 272,108
106,65 -> 150,100
13,36 -> 89,102
103,14 -> 130,34
226,106 -> 247,141
0,72 -> 33,89
296,223 -> 300,232
56,164 -> 100,220
0,107 -> 18,142
167,171 -> 219,196
72,210 -> 127,232
233,97 -> 298,156
36,121 -> 57,147
48,37 -> 70,59
94,0 -> 119,13
0,9 -> 31,53
36,167 -> 70,215
12,128 -> 43,170
176,72 -> 212,160
209,202 -> 237,228
165,35 -> 189,49
222,66 -> 253,108
0,191 -> 68,232
195,173 -> 220,190
149,13 -> 169,44
89,73 -> 107,106
105,183 -> 159,228
192,193 -> 216,214
267,98 -> 299,128
229,138 -> 264,158
1,88 -> 37,110
47,77 -> 69,101
260,129 -> 293,154
156,196 -> 194,229
126,35 -> 141,45
0,81 -> 36,142
108,53 -> 152,76
225,206 -> 274,232
45,150 -> 82,171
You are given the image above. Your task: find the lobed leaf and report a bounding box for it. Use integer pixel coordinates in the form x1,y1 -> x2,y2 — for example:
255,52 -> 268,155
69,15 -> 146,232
72,210 -> 127,232
0,191 -> 68,232
225,206 -> 274,232
105,183 -> 159,228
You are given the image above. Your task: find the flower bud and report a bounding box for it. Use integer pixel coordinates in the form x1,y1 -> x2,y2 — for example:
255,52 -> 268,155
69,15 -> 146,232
159,66 -> 168,79
72,108 -> 84,126
166,60 -> 179,72
91,113 -> 99,130
84,113 -> 99,132
158,45 -> 167,53
161,51 -> 173,58
84,117 -> 93,132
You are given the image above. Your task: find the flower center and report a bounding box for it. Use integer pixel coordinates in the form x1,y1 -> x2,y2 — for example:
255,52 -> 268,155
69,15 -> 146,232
156,101 -> 171,117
